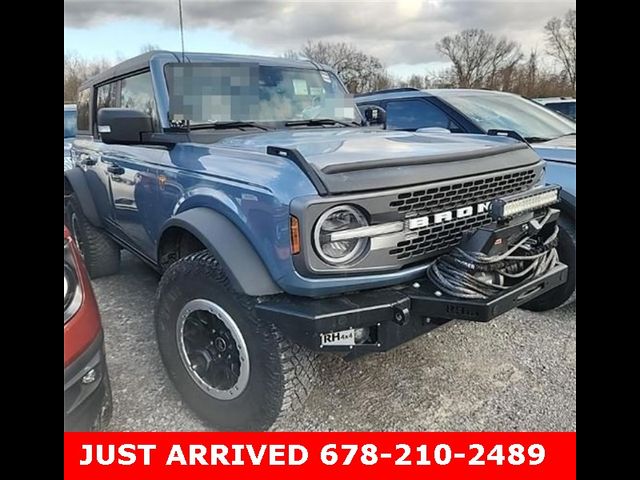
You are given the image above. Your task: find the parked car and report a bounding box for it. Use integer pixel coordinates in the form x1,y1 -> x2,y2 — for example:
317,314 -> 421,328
534,97 -> 576,121
65,104 -> 77,171
64,225 -> 112,431
65,51 -> 569,431
356,88 -> 576,309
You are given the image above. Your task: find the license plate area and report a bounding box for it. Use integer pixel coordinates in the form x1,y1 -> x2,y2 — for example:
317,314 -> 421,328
320,329 -> 356,347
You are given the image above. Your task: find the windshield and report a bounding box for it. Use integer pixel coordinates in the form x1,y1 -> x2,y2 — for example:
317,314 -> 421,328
64,109 -> 76,138
165,63 -> 359,126
438,92 -> 576,141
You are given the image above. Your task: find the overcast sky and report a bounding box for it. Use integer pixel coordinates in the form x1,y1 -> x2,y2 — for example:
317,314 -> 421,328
64,0 -> 576,77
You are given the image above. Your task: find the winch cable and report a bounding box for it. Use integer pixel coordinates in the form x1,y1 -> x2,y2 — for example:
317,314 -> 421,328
426,212 -> 560,300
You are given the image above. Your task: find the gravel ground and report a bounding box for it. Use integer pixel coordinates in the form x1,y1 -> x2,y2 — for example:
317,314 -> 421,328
95,252 -> 576,432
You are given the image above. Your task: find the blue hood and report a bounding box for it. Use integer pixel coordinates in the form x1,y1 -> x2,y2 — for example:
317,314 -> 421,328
210,128 -> 543,194
218,128 -> 532,171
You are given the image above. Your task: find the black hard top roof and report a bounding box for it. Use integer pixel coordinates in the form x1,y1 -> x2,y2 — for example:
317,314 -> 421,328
80,50 -> 326,90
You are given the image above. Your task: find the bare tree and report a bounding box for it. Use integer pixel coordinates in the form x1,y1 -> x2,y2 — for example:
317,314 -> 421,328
545,9 -> 576,93
370,72 -> 394,91
404,74 -> 429,89
494,49 -> 574,98
525,51 -> 538,96
282,49 -> 299,60
64,51 -> 112,102
436,29 -> 523,89
294,40 -> 389,93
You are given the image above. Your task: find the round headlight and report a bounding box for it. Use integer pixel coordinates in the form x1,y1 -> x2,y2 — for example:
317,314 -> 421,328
314,205 -> 369,265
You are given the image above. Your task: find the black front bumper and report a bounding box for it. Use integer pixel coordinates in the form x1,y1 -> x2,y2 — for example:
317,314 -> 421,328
256,263 -> 568,357
64,331 -> 112,431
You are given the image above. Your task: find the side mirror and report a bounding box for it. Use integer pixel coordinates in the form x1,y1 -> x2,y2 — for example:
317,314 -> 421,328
97,108 -> 153,145
359,105 -> 387,128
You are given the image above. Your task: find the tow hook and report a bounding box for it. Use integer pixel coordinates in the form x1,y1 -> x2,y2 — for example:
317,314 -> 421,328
392,306 -> 410,325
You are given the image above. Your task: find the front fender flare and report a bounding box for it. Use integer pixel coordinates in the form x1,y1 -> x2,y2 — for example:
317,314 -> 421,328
159,208 -> 282,296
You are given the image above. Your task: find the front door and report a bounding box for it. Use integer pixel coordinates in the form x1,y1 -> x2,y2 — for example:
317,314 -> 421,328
98,71 -> 163,258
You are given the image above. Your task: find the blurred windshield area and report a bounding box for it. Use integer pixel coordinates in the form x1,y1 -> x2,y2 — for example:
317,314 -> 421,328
166,63 -> 359,125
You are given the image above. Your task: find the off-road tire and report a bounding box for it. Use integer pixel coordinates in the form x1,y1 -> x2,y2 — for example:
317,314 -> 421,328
521,215 -> 576,311
155,251 -> 317,431
65,194 -> 121,278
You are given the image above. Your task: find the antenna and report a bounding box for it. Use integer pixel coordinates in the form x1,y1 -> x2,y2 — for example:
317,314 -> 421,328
178,0 -> 185,61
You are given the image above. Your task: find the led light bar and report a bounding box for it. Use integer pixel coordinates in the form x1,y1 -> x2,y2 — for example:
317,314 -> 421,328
490,185 -> 561,220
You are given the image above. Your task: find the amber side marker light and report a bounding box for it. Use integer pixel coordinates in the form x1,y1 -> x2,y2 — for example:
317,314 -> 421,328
290,216 -> 301,255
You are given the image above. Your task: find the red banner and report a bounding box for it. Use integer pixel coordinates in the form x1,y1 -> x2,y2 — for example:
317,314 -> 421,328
64,432 -> 575,480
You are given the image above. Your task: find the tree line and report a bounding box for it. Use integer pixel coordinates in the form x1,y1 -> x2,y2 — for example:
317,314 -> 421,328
64,9 -> 575,102
432,9 -> 575,97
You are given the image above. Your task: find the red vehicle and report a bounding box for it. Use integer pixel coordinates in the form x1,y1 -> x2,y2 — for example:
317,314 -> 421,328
64,226 -> 112,431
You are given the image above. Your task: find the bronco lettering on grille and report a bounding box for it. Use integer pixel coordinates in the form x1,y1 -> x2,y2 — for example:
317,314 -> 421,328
407,201 -> 491,230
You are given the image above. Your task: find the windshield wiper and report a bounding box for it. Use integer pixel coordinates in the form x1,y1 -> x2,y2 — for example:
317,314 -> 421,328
190,121 -> 272,132
285,118 -> 358,128
524,136 -> 553,143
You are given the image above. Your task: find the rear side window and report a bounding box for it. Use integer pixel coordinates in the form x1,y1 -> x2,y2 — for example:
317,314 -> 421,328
386,99 -> 460,132
76,89 -> 90,132
120,72 -> 158,127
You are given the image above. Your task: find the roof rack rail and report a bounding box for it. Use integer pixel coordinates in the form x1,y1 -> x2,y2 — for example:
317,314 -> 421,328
354,87 -> 420,97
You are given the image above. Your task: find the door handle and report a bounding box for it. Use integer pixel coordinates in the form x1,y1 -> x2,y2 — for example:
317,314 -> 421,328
107,165 -> 125,175
79,153 -> 97,166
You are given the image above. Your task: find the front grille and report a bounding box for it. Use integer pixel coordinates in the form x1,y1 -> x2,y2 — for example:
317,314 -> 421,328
388,168 -> 538,260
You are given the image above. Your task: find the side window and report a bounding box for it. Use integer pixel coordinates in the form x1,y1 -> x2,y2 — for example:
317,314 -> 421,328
76,88 -> 90,132
385,99 -> 461,132
95,82 -> 119,137
96,82 -> 118,112
120,72 -> 158,128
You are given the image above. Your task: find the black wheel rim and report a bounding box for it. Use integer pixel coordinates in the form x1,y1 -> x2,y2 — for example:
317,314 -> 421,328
177,299 -> 250,399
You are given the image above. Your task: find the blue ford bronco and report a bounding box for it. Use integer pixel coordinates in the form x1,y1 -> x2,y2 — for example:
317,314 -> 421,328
64,51 -> 568,431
